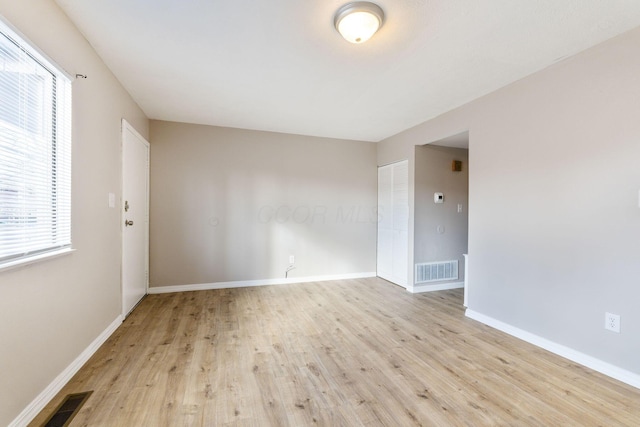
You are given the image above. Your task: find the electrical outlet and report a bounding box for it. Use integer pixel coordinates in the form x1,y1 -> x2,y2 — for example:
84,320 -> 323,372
289,255 -> 295,264
605,312 -> 620,333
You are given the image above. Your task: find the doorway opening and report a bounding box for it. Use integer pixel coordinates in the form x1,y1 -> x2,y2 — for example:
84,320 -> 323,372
413,131 -> 469,303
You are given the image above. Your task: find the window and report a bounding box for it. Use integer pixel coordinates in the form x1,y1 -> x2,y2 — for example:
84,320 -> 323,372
0,18 -> 72,268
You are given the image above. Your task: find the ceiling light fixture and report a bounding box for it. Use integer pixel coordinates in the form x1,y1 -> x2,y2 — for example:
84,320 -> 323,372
334,2 -> 384,44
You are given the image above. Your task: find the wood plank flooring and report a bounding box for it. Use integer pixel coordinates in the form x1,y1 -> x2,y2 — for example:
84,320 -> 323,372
30,278 -> 640,426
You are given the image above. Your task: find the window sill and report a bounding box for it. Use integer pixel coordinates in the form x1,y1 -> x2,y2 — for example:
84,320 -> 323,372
0,248 -> 76,273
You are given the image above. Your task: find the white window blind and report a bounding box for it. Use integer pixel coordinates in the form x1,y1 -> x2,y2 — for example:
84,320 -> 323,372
0,18 -> 72,266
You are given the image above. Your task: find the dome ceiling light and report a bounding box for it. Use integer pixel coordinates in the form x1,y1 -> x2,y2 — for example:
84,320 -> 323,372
334,2 -> 385,44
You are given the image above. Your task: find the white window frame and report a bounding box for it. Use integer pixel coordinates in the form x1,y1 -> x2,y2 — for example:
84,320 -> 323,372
0,17 -> 73,271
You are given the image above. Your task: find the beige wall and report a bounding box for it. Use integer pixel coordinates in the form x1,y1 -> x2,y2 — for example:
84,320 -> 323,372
414,145 -> 469,284
149,121 -> 377,287
379,27 -> 640,374
0,1 -> 148,425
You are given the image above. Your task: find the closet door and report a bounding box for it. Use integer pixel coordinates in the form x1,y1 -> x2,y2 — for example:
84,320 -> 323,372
377,160 -> 408,287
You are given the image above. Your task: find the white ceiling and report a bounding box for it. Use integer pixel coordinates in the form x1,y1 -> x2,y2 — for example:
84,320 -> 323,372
55,0 -> 640,142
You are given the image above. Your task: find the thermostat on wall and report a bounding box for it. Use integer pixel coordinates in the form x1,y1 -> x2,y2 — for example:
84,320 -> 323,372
434,192 -> 444,203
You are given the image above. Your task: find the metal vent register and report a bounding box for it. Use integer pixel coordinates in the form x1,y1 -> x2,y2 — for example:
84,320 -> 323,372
41,391 -> 93,427
415,260 -> 458,283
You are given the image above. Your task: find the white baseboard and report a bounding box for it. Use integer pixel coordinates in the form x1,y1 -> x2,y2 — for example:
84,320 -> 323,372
10,315 -> 123,427
409,281 -> 464,294
465,309 -> 640,390
148,272 -> 377,294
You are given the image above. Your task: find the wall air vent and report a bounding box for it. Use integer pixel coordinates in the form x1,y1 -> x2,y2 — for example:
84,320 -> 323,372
415,260 -> 458,284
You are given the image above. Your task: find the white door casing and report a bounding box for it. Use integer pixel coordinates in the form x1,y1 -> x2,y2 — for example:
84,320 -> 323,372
122,119 -> 149,317
377,160 -> 408,288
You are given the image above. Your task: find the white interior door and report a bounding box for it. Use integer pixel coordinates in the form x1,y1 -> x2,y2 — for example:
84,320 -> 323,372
122,119 -> 149,317
377,160 -> 408,288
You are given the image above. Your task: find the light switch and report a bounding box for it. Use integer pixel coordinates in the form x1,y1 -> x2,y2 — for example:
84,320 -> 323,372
457,203 -> 463,213
108,193 -> 115,208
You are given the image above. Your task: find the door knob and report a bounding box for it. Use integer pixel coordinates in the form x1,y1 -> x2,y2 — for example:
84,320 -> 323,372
125,220 -> 134,227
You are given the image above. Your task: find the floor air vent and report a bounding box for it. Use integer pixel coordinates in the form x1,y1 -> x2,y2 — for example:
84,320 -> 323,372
42,391 -> 93,427
415,260 -> 458,284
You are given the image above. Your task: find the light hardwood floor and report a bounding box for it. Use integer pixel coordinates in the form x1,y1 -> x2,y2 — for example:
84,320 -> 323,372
31,278 -> 640,426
